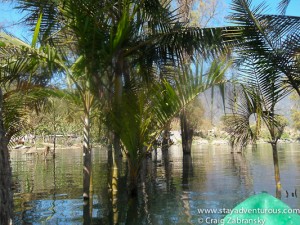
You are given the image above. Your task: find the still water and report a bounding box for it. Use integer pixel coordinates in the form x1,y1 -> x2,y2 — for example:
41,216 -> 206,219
11,143 -> 300,224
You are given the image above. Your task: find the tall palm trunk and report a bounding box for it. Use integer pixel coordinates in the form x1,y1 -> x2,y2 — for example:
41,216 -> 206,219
83,200 -> 91,225
83,106 -> 92,200
128,161 -> 139,197
177,0 -> 194,156
162,123 -> 171,152
114,54 -> 139,197
180,108 -> 193,154
0,88 -> 13,225
113,133 -> 122,159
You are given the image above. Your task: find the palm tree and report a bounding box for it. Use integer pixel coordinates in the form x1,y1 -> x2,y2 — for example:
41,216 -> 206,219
15,0 -> 236,93
11,0 -> 237,188
107,59 -> 229,196
225,0 -> 300,199
2,4 -> 102,201
0,28 -> 61,224
228,0 -> 300,96
222,85 -> 258,152
175,0 -> 228,155
0,8 -> 89,221
181,58 -> 228,154
223,53 -> 289,199
63,59 -> 101,201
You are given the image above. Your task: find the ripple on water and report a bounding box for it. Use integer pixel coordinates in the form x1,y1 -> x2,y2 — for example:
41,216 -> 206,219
14,198 -> 84,224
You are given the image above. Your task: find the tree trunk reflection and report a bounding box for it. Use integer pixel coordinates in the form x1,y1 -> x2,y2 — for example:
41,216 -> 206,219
272,143 -> 282,199
182,154 -> 193,224
0,88 -> 12,225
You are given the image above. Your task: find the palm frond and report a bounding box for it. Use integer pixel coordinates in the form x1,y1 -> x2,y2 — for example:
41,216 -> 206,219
0,31 -> 65,85
106,59 -> 229,160
228,0 -> 300,96
3,85 -> 60,141
278,0 -> 291,15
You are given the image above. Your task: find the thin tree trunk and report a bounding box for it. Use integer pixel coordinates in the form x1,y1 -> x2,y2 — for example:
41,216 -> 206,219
180,108 -> 193,155
128,162 -> 139,197
162,131 -> 170,152
153,145 -> 157,162
0,88 -> 13,225
114,53 -> 123,103
162,147 -> 172,191
83,110 -> 92,200
271,143 -> 281,199
113,133 -> 122,158
162,122 -> 172,153
108,139 -> 121,224
52,104 -> 57,158
112,147 -> 119,225
127,146 -> 146,198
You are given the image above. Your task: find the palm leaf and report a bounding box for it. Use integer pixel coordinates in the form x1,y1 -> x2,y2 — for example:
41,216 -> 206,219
3,85 -> 61,142
278,0 -> 291,15
228,0 -> 300,96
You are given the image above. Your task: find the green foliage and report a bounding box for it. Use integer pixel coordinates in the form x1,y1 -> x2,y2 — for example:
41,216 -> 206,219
32,97 -> 82,136
223,83 -> 288,150
222,0 -> 300,150
290,92 -> 300,130
291,109 -> 300,130
257,116 -> 288,141
273,115 -> 289,140
107,59 -> 229,171
0,24 -> 68,143
185,97 -> 205,130
31,13 -> 43,48
281,132 -> 290,139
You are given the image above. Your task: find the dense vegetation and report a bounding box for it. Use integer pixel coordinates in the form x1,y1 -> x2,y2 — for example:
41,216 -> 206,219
0,0 -> 300,224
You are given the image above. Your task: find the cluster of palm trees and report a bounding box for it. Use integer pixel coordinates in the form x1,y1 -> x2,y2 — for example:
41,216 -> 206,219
223,0 -> 300,198
0,0 -> 300,224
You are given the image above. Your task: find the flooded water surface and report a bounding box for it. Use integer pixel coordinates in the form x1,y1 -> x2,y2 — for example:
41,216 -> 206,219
11,143 -> 300,224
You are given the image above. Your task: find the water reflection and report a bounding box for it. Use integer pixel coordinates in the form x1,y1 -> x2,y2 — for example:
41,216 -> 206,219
11,143 -> 300,224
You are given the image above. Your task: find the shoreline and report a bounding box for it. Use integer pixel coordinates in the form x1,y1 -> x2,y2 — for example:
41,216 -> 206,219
10,138 -> 299,153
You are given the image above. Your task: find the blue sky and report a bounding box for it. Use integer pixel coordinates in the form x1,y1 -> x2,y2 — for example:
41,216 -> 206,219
225,0 -> 300,16
0,0 -> 300,41
0,2 -> 29,40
